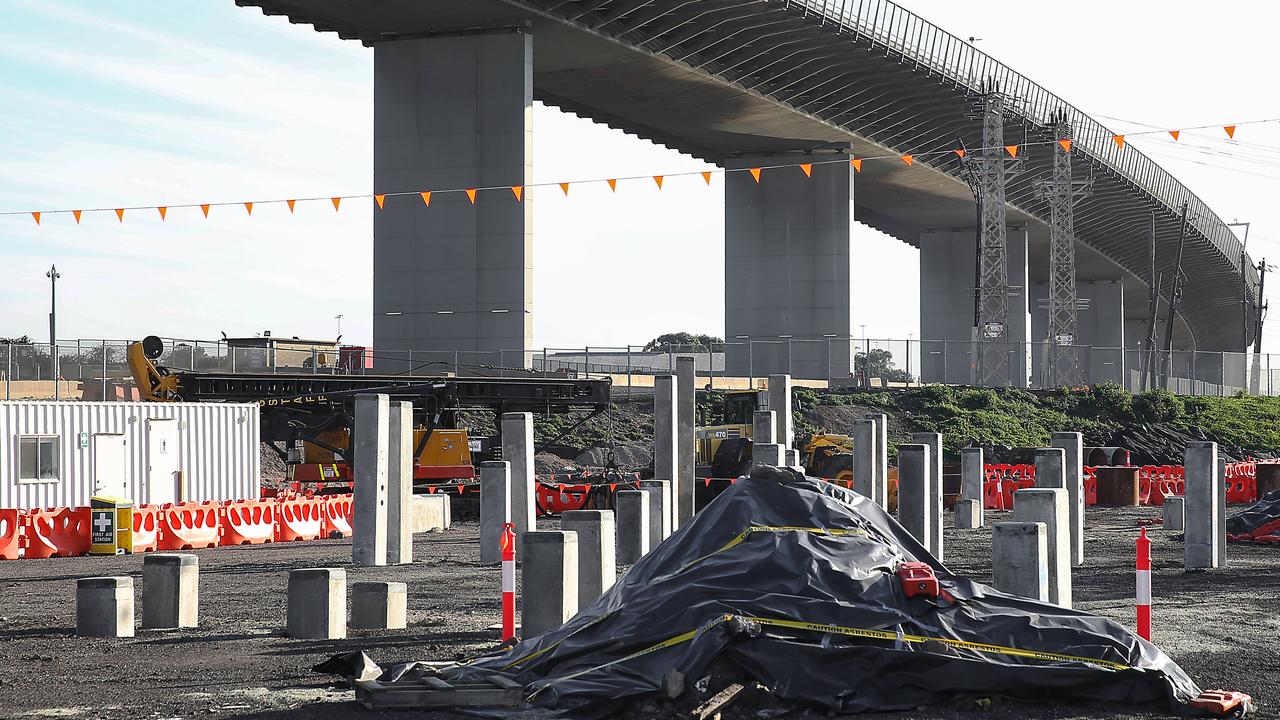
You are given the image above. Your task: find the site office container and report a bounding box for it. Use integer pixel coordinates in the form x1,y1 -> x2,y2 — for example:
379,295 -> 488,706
0,401 -> 259,510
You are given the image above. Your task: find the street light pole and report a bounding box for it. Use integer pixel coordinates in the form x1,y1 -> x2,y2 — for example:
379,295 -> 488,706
46,265 -> 60,400
334,314 -> 343,338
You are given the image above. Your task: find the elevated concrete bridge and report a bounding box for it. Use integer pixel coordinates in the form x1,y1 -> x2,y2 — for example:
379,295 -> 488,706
235,0 -> 1259,385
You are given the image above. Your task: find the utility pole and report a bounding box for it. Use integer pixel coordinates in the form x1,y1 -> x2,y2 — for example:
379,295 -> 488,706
46,265 -> 60,401
1160,203 -> 1190,389
1141,213 -> 1161,392
1035,119 -> 1091,387
1253,259 -> 1268,386
335,314 -> 344,338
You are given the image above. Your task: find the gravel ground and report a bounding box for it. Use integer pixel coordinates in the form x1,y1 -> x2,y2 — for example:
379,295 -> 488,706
0,508 -> 1276,719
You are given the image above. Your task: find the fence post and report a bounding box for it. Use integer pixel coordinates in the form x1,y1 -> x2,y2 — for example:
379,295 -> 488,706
101,340 -> 108,400
708,344 -> 714,391
5,342 -> 10,400
626,345 -> 632,390
584,346 -> 590,376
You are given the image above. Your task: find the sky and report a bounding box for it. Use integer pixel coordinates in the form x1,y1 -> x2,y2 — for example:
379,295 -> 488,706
1,1 -> 1277,353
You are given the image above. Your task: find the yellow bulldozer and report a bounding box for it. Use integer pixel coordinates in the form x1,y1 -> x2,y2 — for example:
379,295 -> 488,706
695,389 -> 855,482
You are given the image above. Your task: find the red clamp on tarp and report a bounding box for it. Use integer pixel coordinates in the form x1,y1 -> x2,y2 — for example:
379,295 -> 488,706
1188,690 -> 1252,717
896,561 -> 940,599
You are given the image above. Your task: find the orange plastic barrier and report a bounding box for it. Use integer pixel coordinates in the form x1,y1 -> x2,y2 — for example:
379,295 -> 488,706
23,507 -> 91,558
158,502 -> 221,550
322,494 -> 353,538
220,500 -> 276,546
0,509 -> 22,560
1084,467 -> 1098,505
275,498 -> 323,542
132,505 -> 161,553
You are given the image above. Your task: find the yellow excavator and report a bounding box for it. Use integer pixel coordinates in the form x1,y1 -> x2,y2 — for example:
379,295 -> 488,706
695,389 -> 855,482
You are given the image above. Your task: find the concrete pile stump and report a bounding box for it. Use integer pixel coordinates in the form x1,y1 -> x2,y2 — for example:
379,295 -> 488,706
561,510 -> 616,607
1163,496 -> 1186,533
615,490 -> 650,564
954,499 -> 981,530
287,568 -> 346,639
873,414 -> 889,510
652,375 -> 678,532
768,374 -> 793,446
353,394 -> 390,567
753,443 -> 786,469
76,576 -> 134,638
911,432 -> 943,560
521,531 -> 578,638
992,522 -> 1049,601
896,444 -> 933,553
1185,442 -> 1225,569
958,447 -> 983,528
410,494 -> 450,533
676,356 -> 696,528
752,410 -> 777,445
479,461 -> 512,564
852,419 -> 877,503
639,480 -> 672,543
501,412 -> 537,539
142,553 -> 198,630
1013,488 -> 1071,608
351,581 -> 407,630
1050,431 -> 1085,566
386,400 -> 415,565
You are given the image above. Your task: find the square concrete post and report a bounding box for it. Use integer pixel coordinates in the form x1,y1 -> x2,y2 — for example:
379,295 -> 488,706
1035,448 -> 1066,489
287,568 -> 346,639
615,490 -> 650,564
76,577 -> 134,638
351,581 -> 407,630
960,447 -> 984,528
353,394 -> 389,568
785,449 -> 800,468
521,531 -> 578,637
1050,431 -> 1085,566
896,444 -> 932,553
911,432 -> 943,560
411,494 -> 450,533
1013,488 -> 1071,608
874,413 -> 889,510
501,412 -> 537,540
653,375 -> 678,532
639,479 -> 671,542
852,419 -> 877,502
386,401 -> 414,565
1163,496 -> 1186,533
992,522 -> 1049,601
142,553 -> 198,629
1184,442 -> 1223,569
561,510 -> 616,608
752,410 -> 777,445
479,461 -> 511,564
954,499 -> 981,529
1216,457 -> 1228,568
768,374 -> 792,447
676,356 -> 696,527
753,443 -> 786,468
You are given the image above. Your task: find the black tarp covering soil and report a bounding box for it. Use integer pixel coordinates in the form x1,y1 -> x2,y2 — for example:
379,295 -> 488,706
1227,490 -> 1280,541
346,467 -> 1218,717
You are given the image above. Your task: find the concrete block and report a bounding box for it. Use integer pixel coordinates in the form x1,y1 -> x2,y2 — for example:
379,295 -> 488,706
1163,496 -> 1186,533
1050,431 -> 1085,566
1013,488 -> 1071,608
912,432 -> 944,561
76,576 -> 134,638
653,375 -> 678,532
639,480 -> 671,542
954,498 -> 981,530
410,494 -> 450,533
351,581 -> 407,630
785,449 -> 800,468
960,447 -> 984,528
896,444 -> 932,553
479,460 -> 511,564
521,531 -> 578,638
142,553 -> 198,629
768,374 -> 792,446
992,522 -> 1049,601
752,410 -> 777,445
874,414 -> 889,510
286,568 -> 346,639
386,401 -> 414,565
501,413 -> 537,539
1185,442 -> 1224,569
353,394 -> 389,568
852,419 -> 877,502
753,443 -> 786,468
561,510 -> 616,608
676,356 -> 696,528
616,490 -> 650,564
1034,447 -> 1066,489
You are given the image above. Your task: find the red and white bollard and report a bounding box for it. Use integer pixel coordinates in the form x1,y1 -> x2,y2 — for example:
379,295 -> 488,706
1136,526 -> 1151,641
501,522 -> 517,642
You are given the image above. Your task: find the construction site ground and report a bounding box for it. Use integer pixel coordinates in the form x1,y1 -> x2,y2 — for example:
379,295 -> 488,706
0,506 -> 1276,720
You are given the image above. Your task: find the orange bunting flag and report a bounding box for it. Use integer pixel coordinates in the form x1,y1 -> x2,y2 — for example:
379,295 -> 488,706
799,163 -> 812,178
1113,135 -> 1125,148
73,210 -> 82,224
900,154 -> 914,166
115,208 -> 125,222
1058,139 -> 1072,153
1169,130 -> 1180,141
704,477 -> 711,487
157,207 -> 167,220
1005,145 -> 1019,158
1225,125 -> 1236,139
559,182 -> 570,196
749,167 -> 762,183
607,179 -> 617,192
653,175 -> 664,189
374,194 -> 386,209
201,204 -> 211,218
701,171 -> 712,185
31,211 -> 40,226
954,148 -> 966,158
850,158 -> 863,172
330,197 -> 341,211
244,202 -> 254,215
286,199 -> 296,213
419,191 -> 432,207
511,186 -> 523,201
465,188 -> 477,204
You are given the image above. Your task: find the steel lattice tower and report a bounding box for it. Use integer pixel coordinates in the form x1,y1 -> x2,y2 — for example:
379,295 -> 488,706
1037,119 -> 1091,387
976,91 -> 1011,387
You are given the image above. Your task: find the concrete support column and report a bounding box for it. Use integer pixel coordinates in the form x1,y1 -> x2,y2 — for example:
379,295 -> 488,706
77,577 -> 134,638
1163,496 -> 1186,532
501,412 -> 536,539
911,432 -> 944,560
561,510 -> 616,608
1034,448 -> 1066,489
724,155 -> 855,381
351,581 -> 408,630
768,374 -> 793,447
1184,442 -> 1224,569
639,480 -> 671,542
615,490 -> 650,564
992,522 -> 1049,601
142,554 -> 198,630
1013,488 -> 1071,608
752,410 -> 777,445
852,419 -> 877,502
960,447 -> 984,517
874,413 -> 889,509
653,375 -> 678,532
676,357 -> 696,527
1050,432 -> 1085,566
353,394 -> 389,568
479,460 -> 511,564
373,30 -> 532,364
386,401 -> 414,565
521,531 -> 578,637
753,443 -> 786,468
287,568 -> 345,639
897,444 -> 933,553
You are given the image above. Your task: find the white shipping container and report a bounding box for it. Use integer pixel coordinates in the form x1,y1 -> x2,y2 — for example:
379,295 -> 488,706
0,401 -> 260,510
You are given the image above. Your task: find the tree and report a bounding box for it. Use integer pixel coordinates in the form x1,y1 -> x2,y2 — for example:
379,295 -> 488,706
855,348 -> 913,383
643,332 -> 724,352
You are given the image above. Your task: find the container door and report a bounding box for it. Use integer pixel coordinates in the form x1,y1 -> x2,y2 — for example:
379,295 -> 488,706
146,418 -> 181,505
92,433 -> 129,501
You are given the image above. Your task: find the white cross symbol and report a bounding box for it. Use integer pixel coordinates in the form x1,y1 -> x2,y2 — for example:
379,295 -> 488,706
94,514 -> 112,533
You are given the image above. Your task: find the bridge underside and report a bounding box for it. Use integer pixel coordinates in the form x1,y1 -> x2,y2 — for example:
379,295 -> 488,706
235,0 -> 1256,382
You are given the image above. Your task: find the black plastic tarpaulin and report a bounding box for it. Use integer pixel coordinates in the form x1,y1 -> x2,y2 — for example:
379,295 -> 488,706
344,467 -> 1222,716
1227,489 -> 1280,542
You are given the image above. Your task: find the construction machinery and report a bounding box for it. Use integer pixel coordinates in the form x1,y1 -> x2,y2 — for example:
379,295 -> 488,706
695,388 -> 855,481
127,335 -> 610,487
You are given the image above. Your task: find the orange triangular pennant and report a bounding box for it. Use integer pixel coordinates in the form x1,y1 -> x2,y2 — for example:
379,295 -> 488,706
31,211 -> 40,226
607,179 -> 617,192
330,197 -> 341,211
511,186 -> 523,201
286,199 -> 295,213
1058,139 -> 1072,153
201,204 -> 211,218
749,167 -> 761,183
157,207 -> 167,220
244,202 -> 254,215
653,175 -> 664,189
419,191 -> 432,207
374,194 -> 386,209
1005,145 -> 1019,158
115,208 -> 125,222
559,182 -> 570,196
701,171 -> 712,185
799,163 -> 812,177
850,158 -> 862,172
465,188 -> 477,204
900,154 -> 914,166
1225,125 -> 1236,139
954,148 -> 966,158
1113,135 -> 1125,148
1169,130 -> 1180,141
72,210 -> 82,224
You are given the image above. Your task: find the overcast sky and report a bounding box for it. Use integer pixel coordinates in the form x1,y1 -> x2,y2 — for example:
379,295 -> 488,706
1,1 -> 1276,354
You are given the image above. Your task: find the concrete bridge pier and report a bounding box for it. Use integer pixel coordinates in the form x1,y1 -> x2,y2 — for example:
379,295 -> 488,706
724,154 -> 855,381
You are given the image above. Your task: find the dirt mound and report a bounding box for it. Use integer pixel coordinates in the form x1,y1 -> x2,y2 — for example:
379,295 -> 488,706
535,451 -> 580,476
575,441 -> 652,470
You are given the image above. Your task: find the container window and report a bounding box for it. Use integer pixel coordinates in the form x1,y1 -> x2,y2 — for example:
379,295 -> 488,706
18,435 -> 59,483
